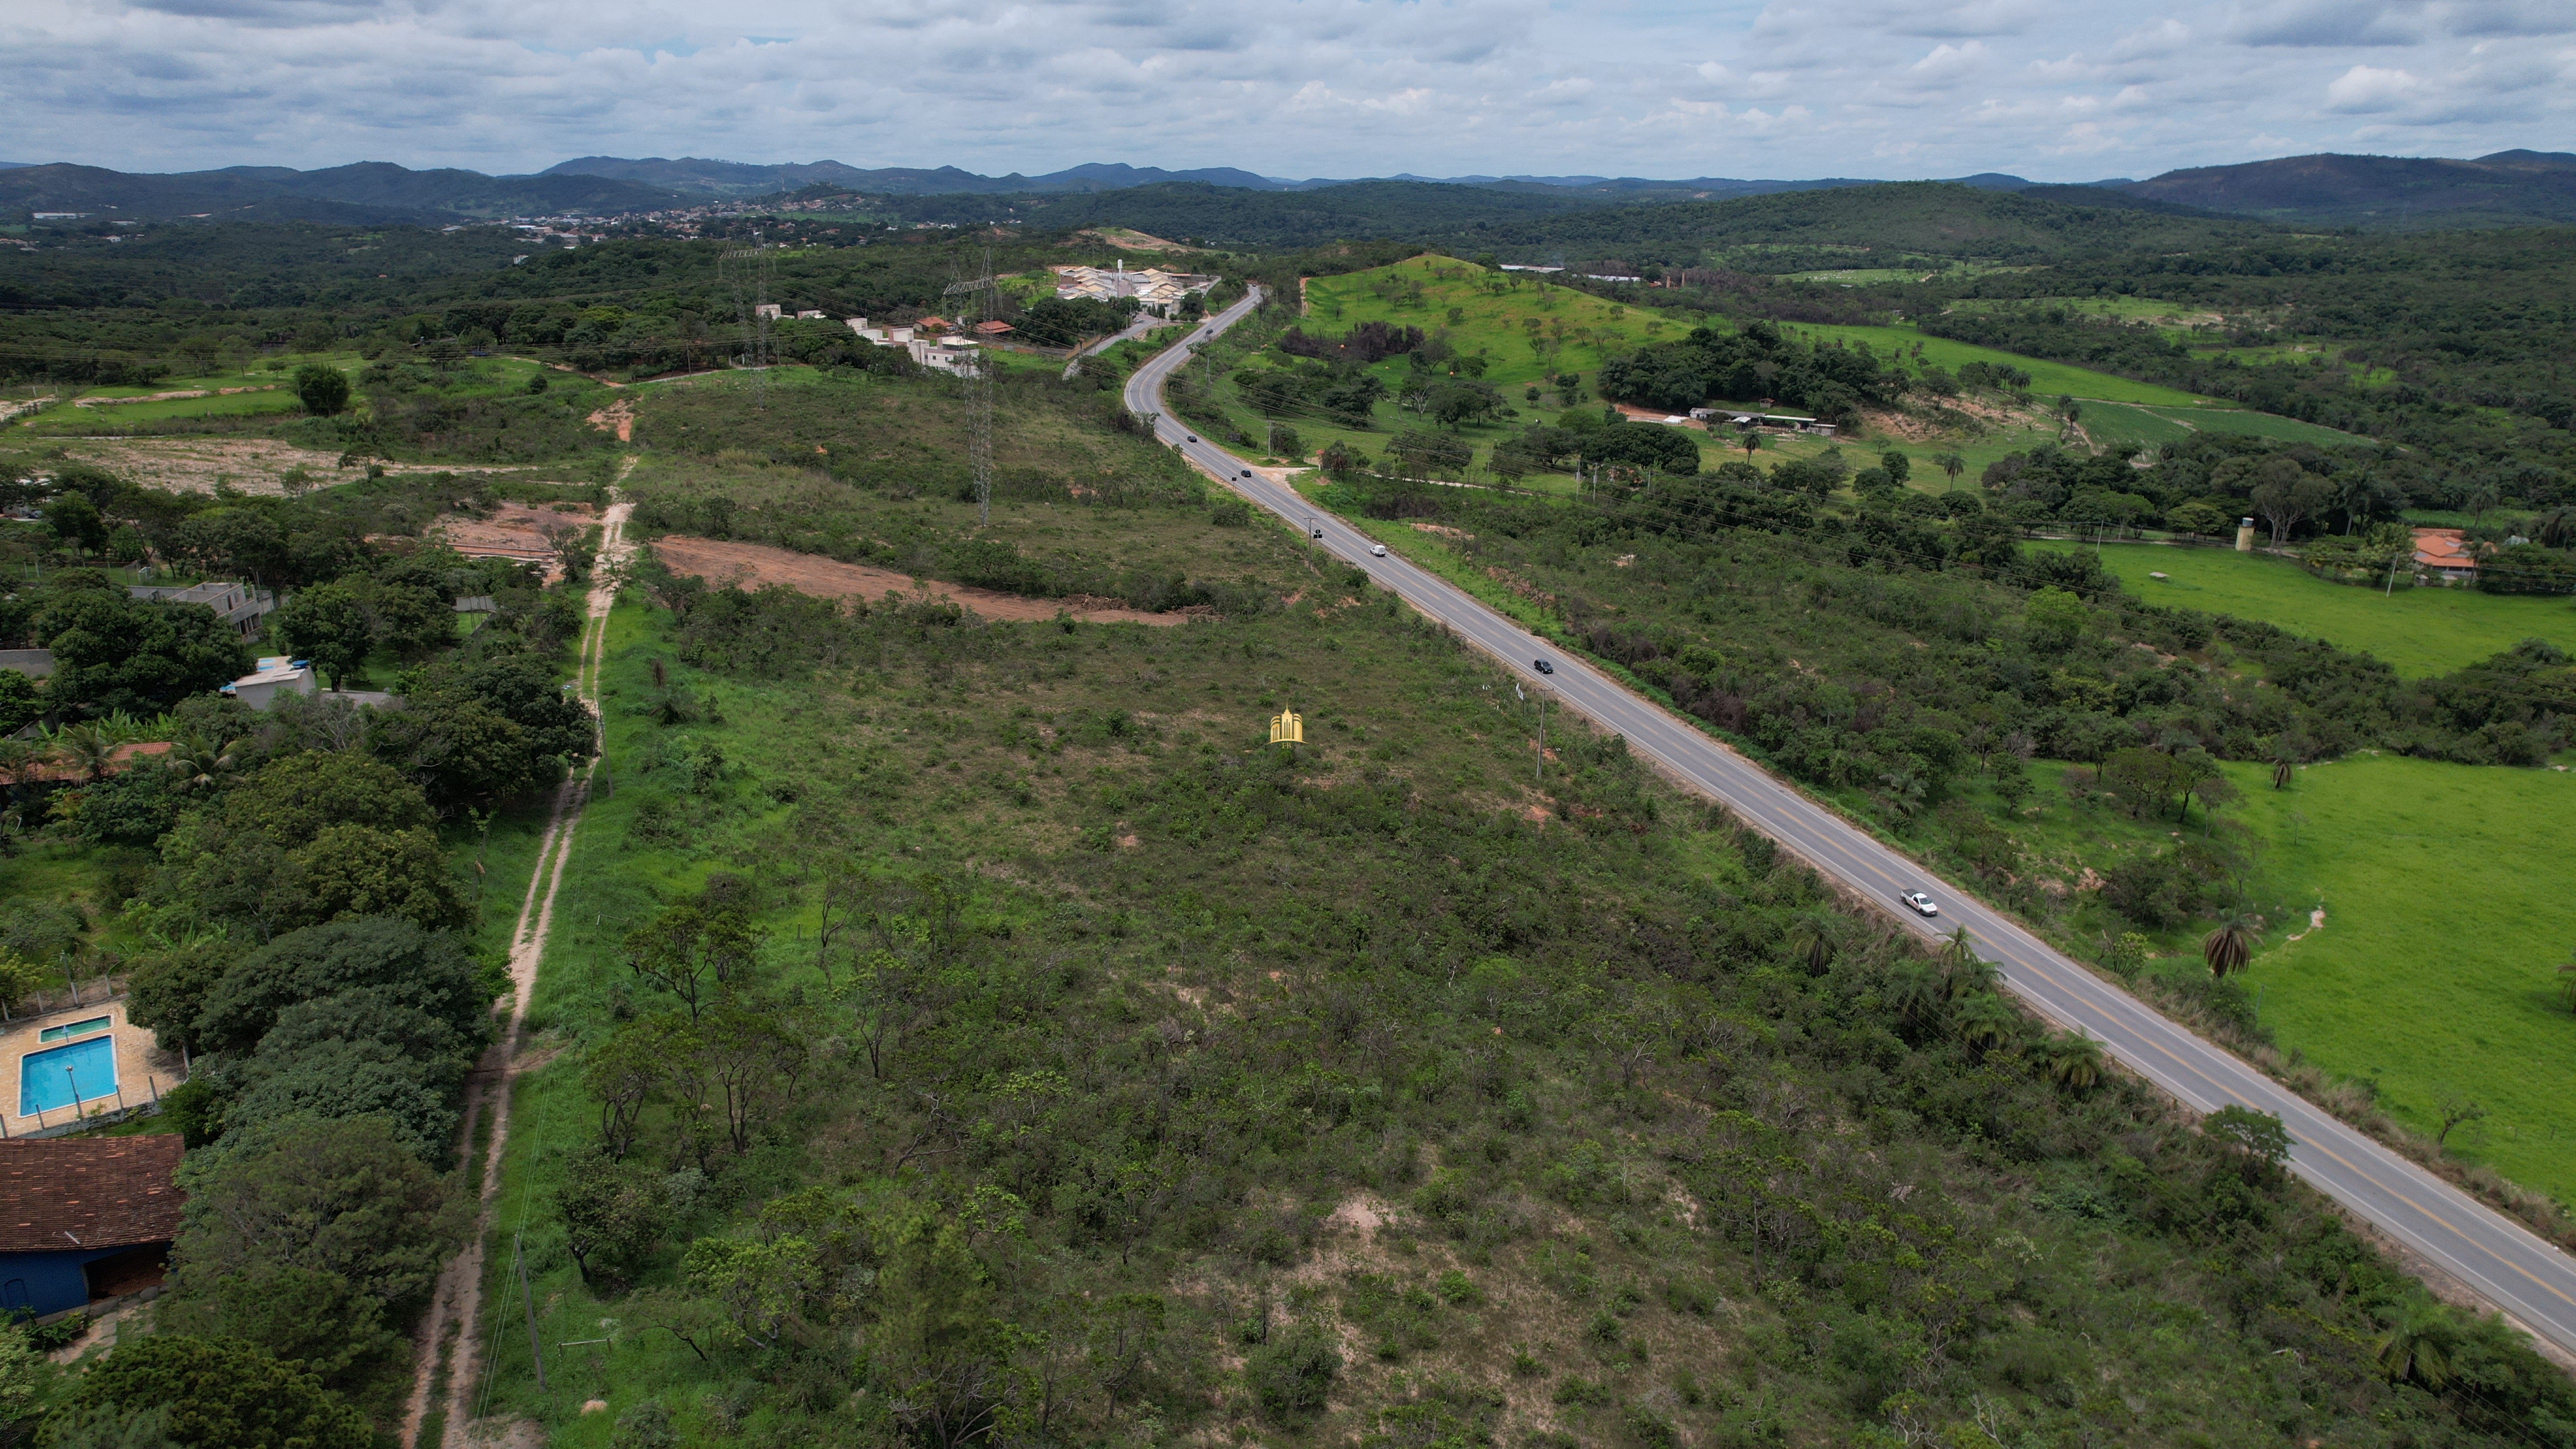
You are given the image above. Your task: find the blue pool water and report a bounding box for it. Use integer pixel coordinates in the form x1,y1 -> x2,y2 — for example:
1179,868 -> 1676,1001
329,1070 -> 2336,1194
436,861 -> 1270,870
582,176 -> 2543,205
20,1036 -> 115,1116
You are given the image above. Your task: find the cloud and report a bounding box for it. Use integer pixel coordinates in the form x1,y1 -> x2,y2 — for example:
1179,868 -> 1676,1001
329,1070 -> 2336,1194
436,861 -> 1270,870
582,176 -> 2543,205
2324,63 -> 2425,109
2230,1 -> 2423,48
0,0 -> 2569,183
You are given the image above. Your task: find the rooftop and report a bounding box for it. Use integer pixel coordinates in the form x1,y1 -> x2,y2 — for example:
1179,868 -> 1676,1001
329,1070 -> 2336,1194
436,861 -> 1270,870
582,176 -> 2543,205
0,1136 -> 184,1252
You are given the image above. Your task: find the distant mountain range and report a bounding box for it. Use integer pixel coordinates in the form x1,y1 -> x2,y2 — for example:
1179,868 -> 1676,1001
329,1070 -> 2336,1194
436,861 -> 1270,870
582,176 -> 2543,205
5,150 -> 2572,230
0,161 -> 682,223
540,156 -> 2099,202
2122,150 -> 2576,226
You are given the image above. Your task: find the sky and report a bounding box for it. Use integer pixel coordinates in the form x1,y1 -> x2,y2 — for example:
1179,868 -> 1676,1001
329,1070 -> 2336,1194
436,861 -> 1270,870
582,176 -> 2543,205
3,0 -> 2571,181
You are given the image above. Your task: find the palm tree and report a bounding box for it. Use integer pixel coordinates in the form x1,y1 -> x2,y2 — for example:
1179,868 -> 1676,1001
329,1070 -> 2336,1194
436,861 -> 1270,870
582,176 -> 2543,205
1939,927 -> 1996,1000
51,724 -> 113,784
2269,736 -> 2300,791
2468,480 -> 2502,527
1935,451 -> 1966,485
2370,1300 -> 2455,1389
2202,916 -> 2257,981
1883,964 -> 1946,1038
1954,994 -> 2019,1056
2039,1034 -> 2106,1092
1787,918 -> 1834,977
165,733 -> 240,794
0,740 -> 33,790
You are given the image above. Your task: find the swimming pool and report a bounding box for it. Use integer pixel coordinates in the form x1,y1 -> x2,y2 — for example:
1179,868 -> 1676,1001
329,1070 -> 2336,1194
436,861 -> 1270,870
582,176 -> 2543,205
20,1036 -> 116,1117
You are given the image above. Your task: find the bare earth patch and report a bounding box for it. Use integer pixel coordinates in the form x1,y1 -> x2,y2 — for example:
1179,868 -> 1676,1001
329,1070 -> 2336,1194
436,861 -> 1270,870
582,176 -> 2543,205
651,535 -> 1200,626
585,398 -> 634,442
429,502 -> 596,583
1072,226 -> 1188,252
38,439 -> 541,496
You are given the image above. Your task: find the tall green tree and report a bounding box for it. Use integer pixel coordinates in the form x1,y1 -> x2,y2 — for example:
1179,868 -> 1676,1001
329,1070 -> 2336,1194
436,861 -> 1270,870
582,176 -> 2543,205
292,363 -> 350,417
44,1335 -> 370,1449
274,582 -> 371,689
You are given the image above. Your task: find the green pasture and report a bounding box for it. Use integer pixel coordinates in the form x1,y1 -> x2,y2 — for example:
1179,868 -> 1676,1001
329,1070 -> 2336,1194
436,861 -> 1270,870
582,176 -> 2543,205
2233,754 -> 2576,1202
2140,406 -> 2361,445
2037,540 -> 2574,676
2059,400 -> 2196,448
27,387 -> 304,432
1782,268 -> 1936,285
69,351 -> 364,401
1942,296 -> 2223,330
1780,322 -> 2213,407
1302,256 -> 1699,391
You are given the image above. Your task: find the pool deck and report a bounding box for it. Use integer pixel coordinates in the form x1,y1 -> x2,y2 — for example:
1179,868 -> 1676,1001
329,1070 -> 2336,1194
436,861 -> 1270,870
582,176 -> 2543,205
0,999 -> 180,1137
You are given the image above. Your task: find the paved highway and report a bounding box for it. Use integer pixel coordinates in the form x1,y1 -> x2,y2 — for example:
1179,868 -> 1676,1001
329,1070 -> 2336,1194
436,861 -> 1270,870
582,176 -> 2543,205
1128,285 -> 2576,1357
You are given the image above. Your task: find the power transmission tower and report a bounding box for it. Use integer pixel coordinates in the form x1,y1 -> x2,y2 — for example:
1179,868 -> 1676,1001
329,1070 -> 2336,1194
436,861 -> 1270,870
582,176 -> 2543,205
721,245 -> 776,408
944,238 -> 1002,526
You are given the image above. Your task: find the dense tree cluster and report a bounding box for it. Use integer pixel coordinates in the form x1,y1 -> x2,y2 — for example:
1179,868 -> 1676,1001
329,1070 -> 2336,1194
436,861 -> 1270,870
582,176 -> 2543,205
1599,319 -> 1898,421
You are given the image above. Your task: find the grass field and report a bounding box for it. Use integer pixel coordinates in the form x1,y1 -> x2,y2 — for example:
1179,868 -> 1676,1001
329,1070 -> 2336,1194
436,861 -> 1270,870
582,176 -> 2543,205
20,353 -> 368,435
1303,256 -> 1698,393
2038,541 -> 2576,676
2231,754 -> 2576,1202
2138,406 -> 2361,445
1782,322 -> 2213,407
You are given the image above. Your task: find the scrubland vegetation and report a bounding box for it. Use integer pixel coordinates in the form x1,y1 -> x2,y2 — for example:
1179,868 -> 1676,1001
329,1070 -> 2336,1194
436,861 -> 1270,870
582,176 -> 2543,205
0,178 -> 2572,1448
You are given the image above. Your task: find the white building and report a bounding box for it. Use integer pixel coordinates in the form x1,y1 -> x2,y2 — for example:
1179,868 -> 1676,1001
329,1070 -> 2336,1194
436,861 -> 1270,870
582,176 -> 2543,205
1052,262 -> 1217,315
129,580 -> 274,641
843,318 -> 981,376
225,658 -> 316,711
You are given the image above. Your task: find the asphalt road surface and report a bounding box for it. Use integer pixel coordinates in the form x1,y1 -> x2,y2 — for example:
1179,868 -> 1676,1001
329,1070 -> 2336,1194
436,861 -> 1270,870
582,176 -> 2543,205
1126,285 -> 2576,1357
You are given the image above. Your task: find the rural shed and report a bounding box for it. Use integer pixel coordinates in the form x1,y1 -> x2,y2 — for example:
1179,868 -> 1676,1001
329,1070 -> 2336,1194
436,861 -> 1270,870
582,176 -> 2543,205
0,1135 -> 184,1319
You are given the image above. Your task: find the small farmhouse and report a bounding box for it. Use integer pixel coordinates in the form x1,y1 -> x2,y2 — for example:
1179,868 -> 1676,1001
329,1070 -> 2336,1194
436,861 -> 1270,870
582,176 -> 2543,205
2413,527 -> 2480,585
0,1135 -> 183,1319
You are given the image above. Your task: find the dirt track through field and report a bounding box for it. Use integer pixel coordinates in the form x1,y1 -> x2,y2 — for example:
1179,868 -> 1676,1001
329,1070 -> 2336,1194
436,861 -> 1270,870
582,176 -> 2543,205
402,460 -> 636,1449
652,534 -> 1199,625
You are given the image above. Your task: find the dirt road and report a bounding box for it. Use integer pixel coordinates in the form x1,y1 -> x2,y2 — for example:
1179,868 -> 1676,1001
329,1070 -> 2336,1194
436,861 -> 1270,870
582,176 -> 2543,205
401,467 -> 636,1449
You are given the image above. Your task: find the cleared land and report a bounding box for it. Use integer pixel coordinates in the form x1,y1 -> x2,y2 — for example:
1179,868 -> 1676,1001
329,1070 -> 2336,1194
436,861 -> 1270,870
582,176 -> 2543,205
2042,541 -> 2576,676
651,535 -> 1198,625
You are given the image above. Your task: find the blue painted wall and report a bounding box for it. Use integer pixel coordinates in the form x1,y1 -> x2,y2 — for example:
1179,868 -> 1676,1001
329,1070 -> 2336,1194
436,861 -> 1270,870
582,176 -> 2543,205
0,1247 -> 126,1318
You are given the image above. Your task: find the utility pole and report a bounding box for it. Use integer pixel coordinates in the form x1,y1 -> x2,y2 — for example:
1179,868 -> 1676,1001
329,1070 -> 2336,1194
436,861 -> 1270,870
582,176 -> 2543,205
944,238 -> 1002,526
720,246 -> 775,409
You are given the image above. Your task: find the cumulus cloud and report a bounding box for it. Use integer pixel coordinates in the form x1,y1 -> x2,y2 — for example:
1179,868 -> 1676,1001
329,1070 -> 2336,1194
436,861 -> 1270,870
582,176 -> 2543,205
2324,63 -> 2425,110
0,0 -> 2571,182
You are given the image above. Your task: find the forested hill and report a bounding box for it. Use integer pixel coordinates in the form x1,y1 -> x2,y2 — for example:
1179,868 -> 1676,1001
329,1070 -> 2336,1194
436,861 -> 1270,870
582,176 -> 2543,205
871,180 -> 2261,259
2124,151 -> 2576,228
0,161 -> 683,223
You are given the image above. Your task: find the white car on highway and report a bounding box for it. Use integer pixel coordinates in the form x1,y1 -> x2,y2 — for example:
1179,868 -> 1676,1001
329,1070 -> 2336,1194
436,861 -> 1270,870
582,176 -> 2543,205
1900,890 -> 1939,918
1370,543 -> 1387,556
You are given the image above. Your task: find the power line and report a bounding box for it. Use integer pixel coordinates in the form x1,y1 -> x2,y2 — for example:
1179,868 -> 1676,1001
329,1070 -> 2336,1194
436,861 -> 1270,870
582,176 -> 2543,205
945,239 -> 1001,527
719,245 -> 774,409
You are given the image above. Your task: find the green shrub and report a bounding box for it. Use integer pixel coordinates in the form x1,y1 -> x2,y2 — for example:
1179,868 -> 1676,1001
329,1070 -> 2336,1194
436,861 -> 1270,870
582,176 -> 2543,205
1247,1327 -> 1339,1420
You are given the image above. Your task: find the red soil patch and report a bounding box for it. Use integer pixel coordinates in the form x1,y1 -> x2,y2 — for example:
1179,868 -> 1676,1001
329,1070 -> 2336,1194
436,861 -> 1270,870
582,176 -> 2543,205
429,502 -> 596,584
651,537 -> 1200,626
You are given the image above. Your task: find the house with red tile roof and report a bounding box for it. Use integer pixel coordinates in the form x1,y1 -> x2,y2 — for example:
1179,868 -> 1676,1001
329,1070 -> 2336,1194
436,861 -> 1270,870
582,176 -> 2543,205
0,1136 -> 183,1318
2413,528 -> 2482,585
